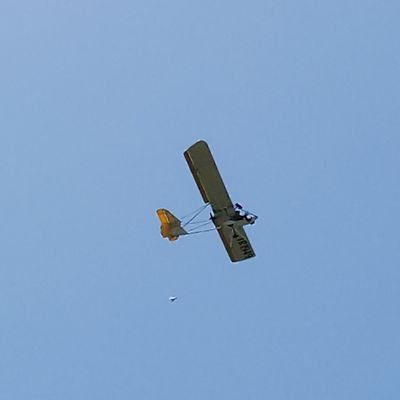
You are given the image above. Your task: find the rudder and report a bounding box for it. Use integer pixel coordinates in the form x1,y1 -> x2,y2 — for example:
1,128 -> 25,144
156,209 -> 188,241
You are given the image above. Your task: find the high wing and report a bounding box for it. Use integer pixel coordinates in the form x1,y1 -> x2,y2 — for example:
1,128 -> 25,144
183,140 -> 235,217
184,140 -> 256,262
218,225 -> 256,262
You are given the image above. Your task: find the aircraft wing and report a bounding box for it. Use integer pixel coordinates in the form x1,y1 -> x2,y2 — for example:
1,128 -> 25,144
184,140 -> 256,262
217,225 -> 256,262
184,140 -> 234,217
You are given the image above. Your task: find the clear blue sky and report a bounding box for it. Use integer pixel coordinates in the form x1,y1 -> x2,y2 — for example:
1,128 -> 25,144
1,1 -> 399,399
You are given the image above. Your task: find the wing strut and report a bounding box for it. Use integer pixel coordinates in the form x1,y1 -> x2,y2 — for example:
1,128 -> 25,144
181,203 -> 210,227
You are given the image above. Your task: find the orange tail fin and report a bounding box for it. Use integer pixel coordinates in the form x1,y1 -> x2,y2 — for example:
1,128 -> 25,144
156,209 -> 188,241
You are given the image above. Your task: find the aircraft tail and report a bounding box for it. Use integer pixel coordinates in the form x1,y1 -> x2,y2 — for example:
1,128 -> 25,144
156,209 -> 188,241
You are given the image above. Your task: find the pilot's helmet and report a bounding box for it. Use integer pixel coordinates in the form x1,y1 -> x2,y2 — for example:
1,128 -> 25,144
245,214 -> 253,222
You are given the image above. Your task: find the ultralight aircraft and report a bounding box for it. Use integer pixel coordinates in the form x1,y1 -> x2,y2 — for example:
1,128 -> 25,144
157,140 -> 257,262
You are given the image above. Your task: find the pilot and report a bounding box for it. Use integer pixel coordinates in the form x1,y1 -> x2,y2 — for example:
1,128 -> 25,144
234,203 -> 245,218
